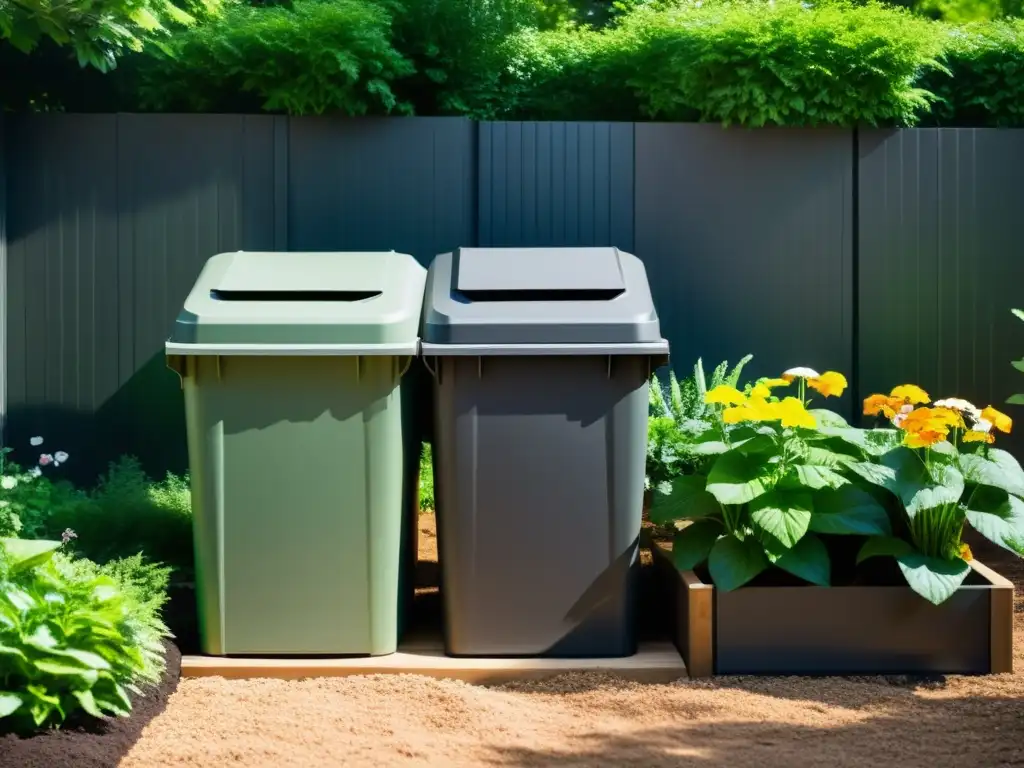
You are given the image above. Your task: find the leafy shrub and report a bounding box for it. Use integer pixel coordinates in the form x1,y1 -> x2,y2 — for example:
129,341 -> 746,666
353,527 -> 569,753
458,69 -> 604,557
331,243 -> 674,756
923,20 -> 1024,127
0,437 -> 79,539
0,539 -> 169,731
621,0 -> 948,126
418,443 -> 435,512
32,457 -> 194,584
135,0 -> 414,114
389,0 -> 539,118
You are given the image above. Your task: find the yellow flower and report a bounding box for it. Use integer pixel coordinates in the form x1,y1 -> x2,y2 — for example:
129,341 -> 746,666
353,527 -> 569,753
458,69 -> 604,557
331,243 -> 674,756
890,384 -> 930,405
963,430 -> 995,444
981,406 -> 1012,434
723,405 -> 753,424
775,397 -> 817,429
903,429 -> 946,448
808,371 -> 847,398
759,378 -> 792,389
864,394 -> 904,419
705,385 -> 746,406
750,383 -> 772,399
959,543 -> 974,562
929,407 -> 965,431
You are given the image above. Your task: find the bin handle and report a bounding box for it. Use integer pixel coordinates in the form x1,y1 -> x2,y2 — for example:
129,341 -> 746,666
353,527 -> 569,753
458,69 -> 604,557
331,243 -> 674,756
394,355 -> 413,380
422,355 -> 438,380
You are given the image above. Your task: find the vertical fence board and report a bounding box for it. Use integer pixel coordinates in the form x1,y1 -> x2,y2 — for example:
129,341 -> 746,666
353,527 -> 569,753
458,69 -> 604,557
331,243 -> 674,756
635,124 -> 855,415
478,122 -> 634,250
287,117 -> 474,264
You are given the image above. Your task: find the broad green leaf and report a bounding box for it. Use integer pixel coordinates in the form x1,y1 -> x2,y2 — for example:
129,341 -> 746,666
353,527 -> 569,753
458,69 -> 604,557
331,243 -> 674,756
775,533 -> 830,586
0,538 -> 62,571
809,485 -> 892,536
72,689 -> 105,719
965,486 -> 1024,557
1012,308 -> 1024,322
650,475 -> 720,524
34,660 -> 100,684
673,520 -> 723,570
706,450 -> 775,505
1007,394 -> 1024,406
1011,359 -> 1024,373
787,464 -> 849,490
896,554 -> 971,605
749,491 -> 812,549
881,448 -> 964,517
0,644 -> 27,662
818,426 -> 900,457
735,434 -> 777,456
857,535 -> 915,564
960,449 -> 1024,498
809,409 -> 849,428
846,459 -> 898,489
0,692 -> 23,718
708,535 -> 769,591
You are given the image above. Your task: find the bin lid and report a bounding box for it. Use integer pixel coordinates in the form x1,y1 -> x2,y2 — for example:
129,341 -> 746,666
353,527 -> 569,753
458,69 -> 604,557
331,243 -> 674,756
167,251 -> 426,355
421,247 -> 668,353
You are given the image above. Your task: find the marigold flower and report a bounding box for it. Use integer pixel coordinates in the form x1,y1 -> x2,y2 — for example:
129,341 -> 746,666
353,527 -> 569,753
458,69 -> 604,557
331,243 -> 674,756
864,394 -> 903,419
759,378 -> 791,389
750,383 -> 772,399
781,367 -> 821,382
899,407 -> 945,435
889,384 -> 930,405
776,397 -> 817,429
963,430 -> 995,444
980,406 -> 1012,434
808,371 -> 847,398
929,407 -> 965,431
705,385 -> 746,406
903,429 -> 946,448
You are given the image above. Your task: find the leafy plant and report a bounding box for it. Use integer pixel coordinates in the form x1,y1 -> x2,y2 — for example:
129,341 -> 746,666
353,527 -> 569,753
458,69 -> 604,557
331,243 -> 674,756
0,437 -> 77,539
620,0 -> 948,126
419,443 -> 435,512
646,355 -> 752,491
135,0 -> 414,114
849,384 -> 1022,604
28,457 -> 194,585
650,365 -> 892,591
0,538 -> 169,731
1009,308 -> 1024,405
923,20 -> 1024,128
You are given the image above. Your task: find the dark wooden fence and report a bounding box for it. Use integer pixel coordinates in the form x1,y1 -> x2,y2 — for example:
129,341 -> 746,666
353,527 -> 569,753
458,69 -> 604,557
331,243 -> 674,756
1,116 -> 1021,479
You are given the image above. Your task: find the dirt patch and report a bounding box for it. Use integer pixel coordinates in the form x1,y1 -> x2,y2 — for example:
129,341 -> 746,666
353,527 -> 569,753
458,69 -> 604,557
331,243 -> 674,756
0,641 -> 181,768
119,515 -> 1024,768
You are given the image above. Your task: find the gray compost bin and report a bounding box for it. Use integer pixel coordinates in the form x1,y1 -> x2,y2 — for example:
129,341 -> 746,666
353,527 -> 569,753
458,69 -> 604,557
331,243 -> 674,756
421,246 -> 669,658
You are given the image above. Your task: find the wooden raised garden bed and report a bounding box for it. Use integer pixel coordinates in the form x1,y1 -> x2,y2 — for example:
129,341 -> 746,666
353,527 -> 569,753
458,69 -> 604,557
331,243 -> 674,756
648,536 -> 1014,677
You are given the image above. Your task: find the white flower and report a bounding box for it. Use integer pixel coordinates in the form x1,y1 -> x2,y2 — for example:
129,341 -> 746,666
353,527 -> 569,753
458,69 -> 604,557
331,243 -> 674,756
29,436 -> 43,447
975,418 -> 993,434
783,367 -> 820,379
934,398 -> 981,418
0,476 -> 17,490
899,403 -> 914,415
54,451 -> 69,465
27,467 -> 42,478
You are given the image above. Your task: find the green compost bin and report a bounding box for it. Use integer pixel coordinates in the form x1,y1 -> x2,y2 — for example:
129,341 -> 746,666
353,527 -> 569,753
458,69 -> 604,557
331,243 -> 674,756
166,251 -> 426,656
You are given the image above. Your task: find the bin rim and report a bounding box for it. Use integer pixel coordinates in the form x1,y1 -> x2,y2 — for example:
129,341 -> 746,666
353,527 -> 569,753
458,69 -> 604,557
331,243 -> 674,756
165,340 -> 420,357
419,340 -> 668,357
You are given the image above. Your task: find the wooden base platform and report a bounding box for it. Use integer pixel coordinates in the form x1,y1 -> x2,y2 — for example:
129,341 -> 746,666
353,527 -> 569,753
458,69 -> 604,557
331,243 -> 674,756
180,640 -> 687,685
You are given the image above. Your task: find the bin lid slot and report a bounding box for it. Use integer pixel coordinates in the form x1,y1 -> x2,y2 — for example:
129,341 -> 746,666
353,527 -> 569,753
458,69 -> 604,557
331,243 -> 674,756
455,247 -> 626,296
210,289 -> 382,302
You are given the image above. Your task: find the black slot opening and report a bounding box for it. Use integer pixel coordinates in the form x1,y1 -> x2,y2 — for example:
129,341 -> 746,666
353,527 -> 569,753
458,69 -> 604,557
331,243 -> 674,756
458,288 -> 624,302
210,289 -> 382,302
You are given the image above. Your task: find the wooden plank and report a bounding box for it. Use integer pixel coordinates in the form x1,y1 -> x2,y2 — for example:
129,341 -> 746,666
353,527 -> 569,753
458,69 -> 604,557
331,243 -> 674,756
967,558 -> 1014,673
180,641 -> 687,685
648,537 -> 714,679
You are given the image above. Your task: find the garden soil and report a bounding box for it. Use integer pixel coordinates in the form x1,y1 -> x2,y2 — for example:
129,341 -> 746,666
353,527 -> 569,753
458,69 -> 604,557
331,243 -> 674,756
117,515 -> 1024,768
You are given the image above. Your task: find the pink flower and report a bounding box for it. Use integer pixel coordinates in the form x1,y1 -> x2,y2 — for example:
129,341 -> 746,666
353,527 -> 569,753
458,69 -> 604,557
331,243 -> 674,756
38,454 -> 53,466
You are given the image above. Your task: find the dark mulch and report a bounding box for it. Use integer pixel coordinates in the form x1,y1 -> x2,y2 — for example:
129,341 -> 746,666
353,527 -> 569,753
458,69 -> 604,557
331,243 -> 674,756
0,641 -> 181,768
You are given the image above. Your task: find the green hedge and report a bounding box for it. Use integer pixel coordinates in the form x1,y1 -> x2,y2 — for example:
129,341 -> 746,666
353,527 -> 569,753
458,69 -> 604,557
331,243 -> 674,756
6,0 -> 1024,127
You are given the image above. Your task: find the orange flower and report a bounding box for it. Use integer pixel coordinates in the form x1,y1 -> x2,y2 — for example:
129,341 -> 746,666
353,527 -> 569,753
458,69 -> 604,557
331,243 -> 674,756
929,407 -> 965,431
962,430 -> 995,444
980,406 -> 1012,434
864,394 -> 904,419
900,407 -> 946,435
808,371 -> 847,398
959,543 -> 974,562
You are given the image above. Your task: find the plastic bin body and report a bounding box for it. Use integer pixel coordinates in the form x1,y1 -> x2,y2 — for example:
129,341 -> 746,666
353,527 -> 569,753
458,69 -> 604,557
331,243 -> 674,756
167,251 -> 425,656
422,247 -> 669,658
